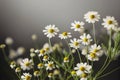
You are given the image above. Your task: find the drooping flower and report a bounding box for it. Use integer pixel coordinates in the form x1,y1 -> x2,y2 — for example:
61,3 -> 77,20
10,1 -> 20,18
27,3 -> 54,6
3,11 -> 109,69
37,63 -> 44,69
15,67 -> 21,73
69,38 -> 81,49
34,71 -> 40,77
74,63 -> 92,76
10,61 -> 16,69
71,21 -> 85,32
102,16 -> 118,30
80,33 -> 92,45
20,58 -> 33,70
59,32 -> 72,39
21,73 -> 32,80
63,56 -> 69,63
80,73 -> 88,80
84,11 -> 100,23
48,73 -> 54,78
45,61 -> 55,70
43,25 -> 59,38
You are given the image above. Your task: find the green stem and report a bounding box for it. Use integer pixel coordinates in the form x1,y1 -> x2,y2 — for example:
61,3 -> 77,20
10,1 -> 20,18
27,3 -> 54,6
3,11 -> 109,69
97,66 -> 120,79
92,23 -> 96,44
77,49 -> 82,62
2,48 -> 9,62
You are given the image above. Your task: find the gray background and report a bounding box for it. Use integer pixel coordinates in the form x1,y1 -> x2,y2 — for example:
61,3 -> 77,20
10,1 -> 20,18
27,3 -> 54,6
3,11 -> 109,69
0,0 -> 120,80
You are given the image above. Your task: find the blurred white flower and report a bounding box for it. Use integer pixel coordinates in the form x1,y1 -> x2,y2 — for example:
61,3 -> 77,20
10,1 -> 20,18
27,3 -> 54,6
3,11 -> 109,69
69,38 -> 81,49
45,61 -> 55,70
15,67 -> 21,73
82,48 -> 88,55
43,43 -> 52,53
30,53 -> 36,57
21,73 -> 32,80
43,55 -> 49,61
16,58 -> 23,64
34,71 -> 40,77
34,49 -> 40,54
0,44 -> 6,48
102,16 -> 118,30
48,73 -> 53,78
71,21 -> 85,32
20,58 -> 33,70
43,25 -> 59,38
17,47 -> 25,55
38,49 -> 46,57
74,63 -> 92,76
59,32 -> 72,39
64,57 -> 69,63
9,49 -> 17,59
37,63 -> 44,69
84,11 -> 100,23
30,48 -> 35,53
5,37 -> 13,45
87,52 -> 99,61
10,61 -> 16,69
80,73 -> 88,80
31,34 -> 38,41
80,33 -> 92,46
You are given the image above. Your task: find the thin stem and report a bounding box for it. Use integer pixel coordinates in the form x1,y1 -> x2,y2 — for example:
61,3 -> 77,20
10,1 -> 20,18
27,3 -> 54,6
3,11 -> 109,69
77,49 -> 82,62
97,66 -> 120,79
92,23 -> 96,44
2,48 -> 9,62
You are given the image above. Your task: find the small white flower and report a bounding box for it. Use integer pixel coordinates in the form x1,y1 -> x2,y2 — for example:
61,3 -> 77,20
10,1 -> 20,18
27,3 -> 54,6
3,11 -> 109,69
9,49 -> 17,59
34,71 -> 40,77
59,32 -> 72,39
0,44 -> 6,48
10,61 -> 16,69
43,43 -> 52,53
20,58 -> 33,70
102,16 -> 118,30
43,25 -> 59,38
34,49 -> 40,54
71,70 -> 76,76
74,63 -> 92,76
31,34 -> 38,41
69,38 -> 81,49
64,57 -> 69,63
38,49 -> 46,57
82,48 -> 88,55
48,73 -> 53,78
5,37 -> 13,45
43,55 -> 49,61
30,53 -> 36,57
37,63 -> 44,69
87,52 -> 99,61
89,44 -> 103,57
80,33 -> 92,45
30,48 -> 35,53
17,47 -> 25,55
21,73 -> 32,80
15,67 -> 21,73
71,21 -> 85,32
84,11 -> 100,23
45,61 -> 55,70
80,73 -> 88,80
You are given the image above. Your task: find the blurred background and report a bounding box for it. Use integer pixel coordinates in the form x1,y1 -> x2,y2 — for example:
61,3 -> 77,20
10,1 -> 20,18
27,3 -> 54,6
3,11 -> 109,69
0,0 -> 120,80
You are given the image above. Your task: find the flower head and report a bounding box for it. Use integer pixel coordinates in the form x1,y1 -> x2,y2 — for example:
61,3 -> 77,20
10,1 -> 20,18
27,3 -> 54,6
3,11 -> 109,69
69,38 -> 81,49
71,21 -> 85,32
21,73 -> 32,80
20,58 -> 33,70
34,71 -> 40,77
59,32 -> 72,39
43,55 -> 49,61
80,33 -> 92,45
102,16 -> 118,30
84,11 -> 100,23
64,57 -> 69,63
38,49 -> 46,57
5,37 -> 13,45
10,61 -> 16,69
48,73 -> 53,78
43,25 -> 59,38
45,61 -> 55,70
74,63 -> 92,76
31,34 -> 38,41
37,63 -> 44,69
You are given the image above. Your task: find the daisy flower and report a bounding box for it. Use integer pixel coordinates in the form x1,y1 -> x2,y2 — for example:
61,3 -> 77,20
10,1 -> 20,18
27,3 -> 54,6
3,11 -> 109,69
48,73 -> 53,78
34,71 -> 40,77
21,73 -> 32,80
37,63 -> 44,69
89,44 -> 103,57
71,21 -> 85,32
63,57 -> 69,63
38,49 -> 46,57
20,58 -> 33,70
69,38 -> 81,49
81,48 -> 88,56
43,25 -> 59,38
43,55 -> 49,61
15,67 -> 21,73
80,33 -> 92,45
45,61 -> 55,70
10,61 -> 16,69
74,63 -> 92,76
87,52 -> 99,61
59,32 -> 72,39
80,73 -> 88,80
84,11 -> 100,23
102,16 -> 118,30
71,70 -> 77,76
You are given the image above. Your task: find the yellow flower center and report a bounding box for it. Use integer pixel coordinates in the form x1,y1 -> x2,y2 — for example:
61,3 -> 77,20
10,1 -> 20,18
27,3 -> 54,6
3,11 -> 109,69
25,62 -> 30,66
64,57 -> 69,61
48,29 -> 54,33
11,61 -> 16,65
62,32 -> 68,36
34,71 -> 40,75
45,47 -> 49,51
90,52 -> 96,58
48,63 -> 53,67
71,70 -> 76,75
38,63 -> 44,67
93,48 -> 99,53
81,73 -> 87,78
40,49 -> 45,54
107,20 -> 113,24
79,66 -> 85,71
90,15 -> 95,19
74,42 -> 79,46
48,73 -> 53,77
83,38 -> 88,42
43,55 -> 48,59
25,75 -> 31,80
75,24 -> 81,28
